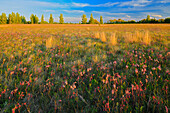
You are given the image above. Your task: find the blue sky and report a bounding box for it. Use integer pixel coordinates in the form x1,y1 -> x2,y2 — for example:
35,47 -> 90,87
0,0 -> 169,23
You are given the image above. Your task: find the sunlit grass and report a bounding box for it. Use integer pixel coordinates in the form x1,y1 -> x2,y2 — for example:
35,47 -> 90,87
0,24 -> 169,113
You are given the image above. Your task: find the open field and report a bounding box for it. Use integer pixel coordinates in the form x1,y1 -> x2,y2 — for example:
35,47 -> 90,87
0,24 -> 169,113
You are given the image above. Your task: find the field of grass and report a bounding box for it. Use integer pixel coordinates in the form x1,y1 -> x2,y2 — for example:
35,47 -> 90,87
0,24 -> 169,113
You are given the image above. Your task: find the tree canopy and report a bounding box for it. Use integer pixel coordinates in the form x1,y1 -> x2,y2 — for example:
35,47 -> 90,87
0,13 -> 169,24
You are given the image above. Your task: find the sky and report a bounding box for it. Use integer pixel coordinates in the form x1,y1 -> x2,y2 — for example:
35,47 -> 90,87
0,0 -> 170,23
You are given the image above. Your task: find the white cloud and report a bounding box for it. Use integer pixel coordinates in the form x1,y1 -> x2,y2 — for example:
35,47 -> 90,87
32,1 -> 67,8
126,15 -> 131,18
119,0 -> 152,7
152,15 -> 162,17
158,0 -> 170,3
72,2 -> 119,7
92,2 -> 119,7
44,10 -> 56,12
63,10 -> 85,13
92,11 -> 126,15
72,3 -> 90,7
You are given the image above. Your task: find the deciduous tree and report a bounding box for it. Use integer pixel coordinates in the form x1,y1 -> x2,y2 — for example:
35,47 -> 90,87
16,12 -> 21,24
59,14 -> 64,24
30,14 -> 34,24
81,14 -> 87,24
8,14 -> 12,24
11,12 -> 16,24
21,16 -> 26,24
1,13 -> 7,24
49,14 -> 53,24
146,15 -> 151,23
34,15 -> 39,24
41,14 -> 44,24
89,13 -> 94,24
164,17 -> 170,23
100,16 -> 103,24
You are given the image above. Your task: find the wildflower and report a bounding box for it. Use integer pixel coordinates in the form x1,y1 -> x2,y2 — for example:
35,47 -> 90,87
125,89 -> 130,95
105,102 -> 110,110
145,79 -> 148,83
10,71 -> 15,75
135,68 -> 138,74
126,65 -> 128,69
112,90 -> 114,94
165,106 -> 168,113
157,65 -> 161,71
65,80 -> 68,85
113,61 -> 117,64
46,65 -> 50,68
12,108 -> 15,113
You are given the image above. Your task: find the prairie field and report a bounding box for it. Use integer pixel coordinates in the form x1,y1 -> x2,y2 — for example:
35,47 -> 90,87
0,24 -> 169,113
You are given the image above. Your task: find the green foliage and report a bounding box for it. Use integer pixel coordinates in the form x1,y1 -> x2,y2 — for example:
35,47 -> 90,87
81,14 -> 87,24
8,14 -> 12,24
59,14 -> 64,24
11,12 -> 16,24
100,16 -> 103,24
0,12 -> 169,24
146,15 -> 151,23
30,14 -> 39,24
34,15 -> 39,24
16,12 -> 21,24
0,15 -> 1,24
158,19 -> 164,23
49,14 -> 53,24
0,13 -> 7,24
30,14 -> 34,24
89,13 -> 94,24
21,16 -> 26,24
94,19 -> 99,24
0,25 -> 169,112
41,14 -> 44,24
164,17 -> 170,23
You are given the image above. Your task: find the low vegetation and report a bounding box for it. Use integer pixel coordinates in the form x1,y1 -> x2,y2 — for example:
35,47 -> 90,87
0,24 -> 169,113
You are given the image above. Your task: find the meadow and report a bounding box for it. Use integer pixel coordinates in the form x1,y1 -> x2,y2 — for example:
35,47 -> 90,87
0,24 -> 169,113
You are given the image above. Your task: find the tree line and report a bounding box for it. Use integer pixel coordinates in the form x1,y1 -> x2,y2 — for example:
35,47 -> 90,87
0,12 -> 169,24
107,15 -> 170,24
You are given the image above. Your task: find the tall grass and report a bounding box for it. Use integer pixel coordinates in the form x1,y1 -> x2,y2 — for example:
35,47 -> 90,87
109,33 -> 117,45
123,30 -> 151,45
143,30 -> 151,45
94,32 -> 100,39
46,36 -> 57,48
100,32 -> 107,42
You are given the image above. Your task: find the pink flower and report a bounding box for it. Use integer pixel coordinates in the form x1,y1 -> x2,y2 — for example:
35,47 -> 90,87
135,68 -> 138,74
165,106 -> 168,113
10,71 -> 15,75
157,65 -> 161,71
112,90 -> 114,94
113,61 -> 117,64
12,108 -> 15,113
46,65 -> 50,68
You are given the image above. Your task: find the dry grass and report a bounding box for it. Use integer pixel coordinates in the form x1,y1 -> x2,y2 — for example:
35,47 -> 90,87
123,30 -> 151,45
109,33 -> 117,45
94,32 -> 100,39
143,30 -> 151,45
46,36 -> 57,48
100,32 -> 107,42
